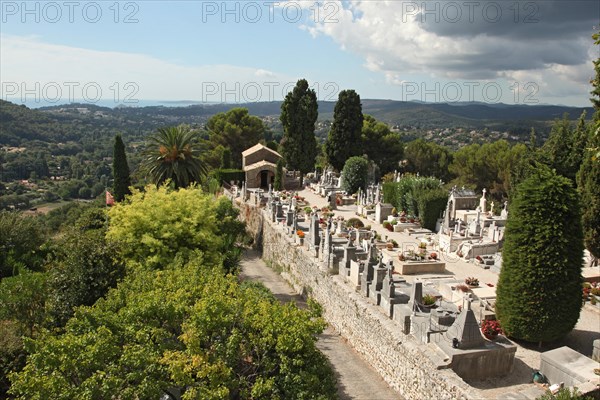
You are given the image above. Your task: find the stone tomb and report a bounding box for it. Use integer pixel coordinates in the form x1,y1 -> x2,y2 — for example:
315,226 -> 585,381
540,346 -> 600,388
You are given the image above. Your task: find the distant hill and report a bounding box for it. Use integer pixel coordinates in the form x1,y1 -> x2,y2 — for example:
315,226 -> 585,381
1,99 -> 592,148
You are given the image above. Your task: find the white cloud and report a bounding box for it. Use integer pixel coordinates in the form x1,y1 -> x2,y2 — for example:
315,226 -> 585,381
304,1 -> 596,104
0,35 -> 298,104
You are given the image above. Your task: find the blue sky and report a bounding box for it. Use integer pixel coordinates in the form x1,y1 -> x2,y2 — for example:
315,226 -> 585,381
1,1 -> 598,107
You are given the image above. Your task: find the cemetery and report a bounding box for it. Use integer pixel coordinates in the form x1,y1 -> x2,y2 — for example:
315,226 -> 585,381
229,166 -> 600,400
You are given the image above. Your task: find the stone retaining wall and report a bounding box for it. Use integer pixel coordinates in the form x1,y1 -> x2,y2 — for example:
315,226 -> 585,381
238,201 -> 480,400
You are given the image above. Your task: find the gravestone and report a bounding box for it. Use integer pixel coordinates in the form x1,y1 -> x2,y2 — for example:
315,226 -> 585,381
375,202 -> 394,224
309,213 -> 320,248
368,258 -> 389,305
380,267 -> 408,318
445,300 -> 485,349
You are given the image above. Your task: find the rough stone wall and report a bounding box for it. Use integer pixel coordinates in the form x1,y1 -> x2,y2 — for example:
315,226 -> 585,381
238,201 -> 480,399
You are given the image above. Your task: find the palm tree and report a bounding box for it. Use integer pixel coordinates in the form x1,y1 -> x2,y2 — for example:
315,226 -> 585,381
142,125 -> 207,188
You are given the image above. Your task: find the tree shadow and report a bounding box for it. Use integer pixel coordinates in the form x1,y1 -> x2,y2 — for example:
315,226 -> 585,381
317,331 -> 354,400
511,328 -> 600,357
466,356 -> 534,389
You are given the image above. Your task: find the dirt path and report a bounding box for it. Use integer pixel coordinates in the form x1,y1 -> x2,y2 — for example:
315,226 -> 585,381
239,249 -> 401,400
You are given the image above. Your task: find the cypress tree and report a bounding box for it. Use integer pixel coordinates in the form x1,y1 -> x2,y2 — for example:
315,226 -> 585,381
274,159 -> 283,191
495,166 -> 583,343
578,128 -> 600,264
280,79 -> 318,187
325,90 -> 363,171
221,148 -> 232,169
112,134 -> 131,202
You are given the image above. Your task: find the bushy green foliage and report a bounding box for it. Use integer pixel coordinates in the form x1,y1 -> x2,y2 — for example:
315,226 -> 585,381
382,182 -> 399,210
280,79 -> 318,186
496,167 -> 583,342
449,140 -> 527,200
106,185 -> 245,273
361,115 -> 404,174
414,188 -> 448,231
325,90 -> 363,171
0,321 -> 26,398
0,211 -> 47,278
341,156 -> 369,195
205,108 -> 265,169
210,168 -> 245,185
0,271 -> 48,337
536,387 -> 593,400
107,186 -> 223,270
382,175 -> 444,219
9,259 -> 337,399
46,228 -> 125,327
112,134 -> 131,202
220,147 -> 232,169
540,114 -> 586,184
404,139 -> 453,182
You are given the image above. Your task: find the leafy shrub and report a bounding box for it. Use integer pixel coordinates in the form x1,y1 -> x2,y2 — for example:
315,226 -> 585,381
341,156 -> 369,195
345,218 -> 364,228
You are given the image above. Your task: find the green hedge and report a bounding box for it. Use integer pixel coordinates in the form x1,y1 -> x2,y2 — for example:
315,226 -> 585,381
211,169 -> 245,184
382,182 -> 398,208
383,176 -> 445,220
415,188 -> 448,231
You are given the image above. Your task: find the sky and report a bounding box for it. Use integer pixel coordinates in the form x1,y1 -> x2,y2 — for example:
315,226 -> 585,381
1,0 -> 598,107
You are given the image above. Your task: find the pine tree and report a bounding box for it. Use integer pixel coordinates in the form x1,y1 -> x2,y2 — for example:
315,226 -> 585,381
112,134 -> 131,202
280,79 -> 318,187
496,166 -> 583,343
325,90 -> 363,171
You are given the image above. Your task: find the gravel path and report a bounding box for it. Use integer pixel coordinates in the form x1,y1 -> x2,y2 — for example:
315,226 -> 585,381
239,249 -> 401,400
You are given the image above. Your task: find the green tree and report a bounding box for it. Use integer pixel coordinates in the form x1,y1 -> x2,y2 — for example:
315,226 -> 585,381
449,140 -> 526,200
10,260 -> 337,399
403,139 -> 453,182
106,185 -> 241,271
591,28 -> 600,117
540,114 -> 583,183
495,166 -> 583,343
206,108 -> 265,169
46,228 -> 125,327
220,147 -> 232,169
361,115 -> 404,174
112,134 -> 131,202
0,271 -> 48,337
0,211 -> 46,278
325,90 -> 363,171
274,158 -> 283,191
341,156 -> 369,194
578,128 -> 600,264
280,79 -> 318,187
141,125 -> 207,189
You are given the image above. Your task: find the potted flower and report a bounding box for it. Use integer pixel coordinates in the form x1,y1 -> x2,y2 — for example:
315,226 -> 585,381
297,230 -> 305,245
422,294 -> 437,308
398,253 -> 406,261
429,252 -> 438,260
465,277 -> 479,287
383,221 -> 393,232
481,319 -> 503,340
